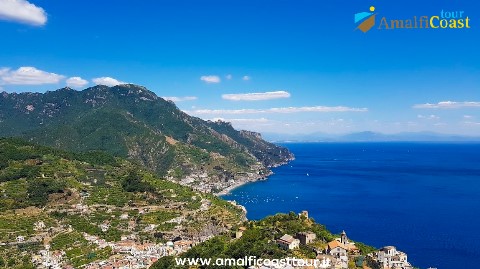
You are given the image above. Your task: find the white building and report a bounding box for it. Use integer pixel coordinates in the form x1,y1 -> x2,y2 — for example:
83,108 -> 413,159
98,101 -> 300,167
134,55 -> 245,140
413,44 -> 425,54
377,246 -> 413,269
326,240 -> 349,268
277,234 -> 300,250
34,221 -> 46,231
99,222 -> 110,232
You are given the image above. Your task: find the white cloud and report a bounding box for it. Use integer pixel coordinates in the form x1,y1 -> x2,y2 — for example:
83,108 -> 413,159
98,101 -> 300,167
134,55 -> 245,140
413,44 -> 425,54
0,66 -> 64,85
185,106 -> 368,115
92,77 -> 126,87
226,74 -> 232,80
0,0 -> 47,26
222,91 -> 291,101
242,75 -> 251,81
417,114 -> 440,120
187,108 -> 261,115
463,121 -> 480,126
66,77 -> 88,88
200,75 -> 220,84
267,106 -> 367,113
464,115 -> 474,119
414,101 -> 480,109
211,117 -> 269,123
162,96 -> 198,102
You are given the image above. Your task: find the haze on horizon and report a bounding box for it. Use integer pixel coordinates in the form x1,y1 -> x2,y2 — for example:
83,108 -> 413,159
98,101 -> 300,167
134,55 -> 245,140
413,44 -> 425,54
1,0 -> 479,136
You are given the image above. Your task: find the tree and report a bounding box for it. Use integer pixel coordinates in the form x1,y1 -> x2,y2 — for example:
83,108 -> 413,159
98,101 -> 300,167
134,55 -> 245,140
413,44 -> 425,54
150,256 -> 176,269
121,170 -> 154,193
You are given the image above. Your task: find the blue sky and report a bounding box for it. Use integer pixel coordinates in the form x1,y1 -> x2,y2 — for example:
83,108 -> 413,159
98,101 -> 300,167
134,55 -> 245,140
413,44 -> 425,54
1,0 -> 479,135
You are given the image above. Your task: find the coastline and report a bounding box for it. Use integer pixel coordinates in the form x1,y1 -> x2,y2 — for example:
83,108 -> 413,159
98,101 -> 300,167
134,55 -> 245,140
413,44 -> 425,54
215,181 -> 247,196
215,156 -> 295,196
215,178 -> 257,196
215,170 -> 273,196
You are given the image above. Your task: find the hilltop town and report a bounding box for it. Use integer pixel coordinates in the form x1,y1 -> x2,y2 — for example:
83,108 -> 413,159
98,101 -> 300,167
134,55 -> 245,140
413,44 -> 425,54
247,211 -> 414,269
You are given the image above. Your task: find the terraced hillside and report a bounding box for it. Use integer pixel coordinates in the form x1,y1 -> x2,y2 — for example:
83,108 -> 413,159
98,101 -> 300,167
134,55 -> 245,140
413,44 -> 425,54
0,138 -> 244,268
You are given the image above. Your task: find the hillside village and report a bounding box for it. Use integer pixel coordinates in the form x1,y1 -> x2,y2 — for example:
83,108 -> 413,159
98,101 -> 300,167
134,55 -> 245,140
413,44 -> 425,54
148,210 -> 416,269
19,188 -> 248,269
244,211 -> 414,269
0,138 -> 245,268
8,210 -> 416,269
6,196 -> 242,269
265,229 -> 413,269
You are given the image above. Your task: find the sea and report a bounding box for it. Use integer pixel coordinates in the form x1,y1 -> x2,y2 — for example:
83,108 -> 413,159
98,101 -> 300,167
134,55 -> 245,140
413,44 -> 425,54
221,142 -> 480,269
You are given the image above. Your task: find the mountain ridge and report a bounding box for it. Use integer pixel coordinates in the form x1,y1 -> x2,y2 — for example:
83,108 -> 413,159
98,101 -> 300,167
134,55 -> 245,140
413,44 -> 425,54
0,84 -> 293,193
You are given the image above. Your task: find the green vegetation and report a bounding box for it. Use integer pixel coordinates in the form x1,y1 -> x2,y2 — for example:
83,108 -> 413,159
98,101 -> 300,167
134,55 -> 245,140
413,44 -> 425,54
122,170 -> 155,193
51,231 -> 112,268
151,212 -> 374,269
0,84 -> 293,179
354,241 -> 377,256
51,231 -> 88,250
0,213 -> 55,241
27,178 -> 67,206
0,138 -> 245,267
141,211 -> 179,224
0,243 -> 40,269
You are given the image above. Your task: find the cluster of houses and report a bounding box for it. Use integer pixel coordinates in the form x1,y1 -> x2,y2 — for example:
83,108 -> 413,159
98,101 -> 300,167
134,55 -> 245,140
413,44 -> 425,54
171,164 -> 266,194
84,233 -> 194,269
31,244 -> 67,269
272,229 -> 357,269
30,229 -> 196,269
269,230 -> 412,269
276,230 -> 318,251
324,230 -> 359,268
244,211 -> 413,269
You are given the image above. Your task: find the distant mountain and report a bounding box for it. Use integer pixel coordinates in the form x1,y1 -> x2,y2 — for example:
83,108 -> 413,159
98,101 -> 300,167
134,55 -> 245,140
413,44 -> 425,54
263,131 -> 480,142
0,84 -> 293,192
262,131 -> 331,142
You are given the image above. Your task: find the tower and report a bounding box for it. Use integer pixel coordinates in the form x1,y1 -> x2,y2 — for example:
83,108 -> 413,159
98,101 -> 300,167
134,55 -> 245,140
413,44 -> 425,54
340,230 -> 348,244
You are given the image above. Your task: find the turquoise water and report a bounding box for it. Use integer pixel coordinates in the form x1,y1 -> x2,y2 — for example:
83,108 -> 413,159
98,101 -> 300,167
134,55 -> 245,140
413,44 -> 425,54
222,143 -> 480,269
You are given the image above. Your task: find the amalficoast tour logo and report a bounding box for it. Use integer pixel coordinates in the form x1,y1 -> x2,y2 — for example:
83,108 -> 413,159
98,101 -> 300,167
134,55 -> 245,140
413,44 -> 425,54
354,6 -> 471,33
354,6 -> 377,33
